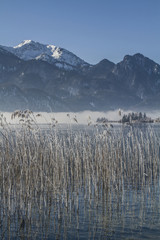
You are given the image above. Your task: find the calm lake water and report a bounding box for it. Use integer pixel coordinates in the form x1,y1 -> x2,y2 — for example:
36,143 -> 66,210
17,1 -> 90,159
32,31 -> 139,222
0,123 -> 160,239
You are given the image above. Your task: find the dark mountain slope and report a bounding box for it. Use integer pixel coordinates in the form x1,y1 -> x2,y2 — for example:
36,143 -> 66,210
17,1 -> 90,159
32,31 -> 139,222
0,42 -> 160,112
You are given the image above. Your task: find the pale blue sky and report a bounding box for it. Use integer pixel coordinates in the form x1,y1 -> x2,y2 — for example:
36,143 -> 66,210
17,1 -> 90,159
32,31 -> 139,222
0,0 -> 160,64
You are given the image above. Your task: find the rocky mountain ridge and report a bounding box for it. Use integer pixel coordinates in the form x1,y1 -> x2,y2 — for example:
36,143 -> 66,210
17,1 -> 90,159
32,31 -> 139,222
0,40 -> 160,112
1,40 -> 89,71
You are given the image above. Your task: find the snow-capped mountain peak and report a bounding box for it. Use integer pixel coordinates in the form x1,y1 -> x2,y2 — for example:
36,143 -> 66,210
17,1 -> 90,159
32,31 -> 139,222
14,40 -> 34,48
2,40 -> 89,70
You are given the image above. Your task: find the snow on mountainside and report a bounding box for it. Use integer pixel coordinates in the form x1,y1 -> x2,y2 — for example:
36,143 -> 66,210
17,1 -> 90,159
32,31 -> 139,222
1,40 -> 160,112
2,40 -> 89,70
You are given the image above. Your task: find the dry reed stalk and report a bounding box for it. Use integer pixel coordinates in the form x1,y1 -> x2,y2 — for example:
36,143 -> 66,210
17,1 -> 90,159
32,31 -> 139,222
0,112 -> 159,238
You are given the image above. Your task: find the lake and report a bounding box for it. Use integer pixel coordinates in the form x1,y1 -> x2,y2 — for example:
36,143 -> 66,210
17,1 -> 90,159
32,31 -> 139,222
0,122 -> 160,239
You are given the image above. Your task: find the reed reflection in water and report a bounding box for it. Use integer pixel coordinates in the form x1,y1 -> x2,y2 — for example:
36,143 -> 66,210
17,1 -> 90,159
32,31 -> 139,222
0,114 -> 160,239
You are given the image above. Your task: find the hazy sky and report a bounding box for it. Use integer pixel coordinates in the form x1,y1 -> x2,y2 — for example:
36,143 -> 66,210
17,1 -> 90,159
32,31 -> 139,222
0,0 -> 160,64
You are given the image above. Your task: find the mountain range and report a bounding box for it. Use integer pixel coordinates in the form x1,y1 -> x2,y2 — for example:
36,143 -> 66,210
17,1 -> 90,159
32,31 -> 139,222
0,40 -> 160,112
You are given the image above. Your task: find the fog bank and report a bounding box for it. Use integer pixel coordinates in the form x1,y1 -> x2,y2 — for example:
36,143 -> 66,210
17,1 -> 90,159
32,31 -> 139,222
1,109 -> 160,125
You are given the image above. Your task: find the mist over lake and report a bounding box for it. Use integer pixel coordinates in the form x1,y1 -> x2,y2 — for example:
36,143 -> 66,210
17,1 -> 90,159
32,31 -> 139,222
1,109 -> 160,125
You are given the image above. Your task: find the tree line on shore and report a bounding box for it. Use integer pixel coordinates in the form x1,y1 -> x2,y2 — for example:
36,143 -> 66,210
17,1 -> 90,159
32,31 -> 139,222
96,112 -> 154,124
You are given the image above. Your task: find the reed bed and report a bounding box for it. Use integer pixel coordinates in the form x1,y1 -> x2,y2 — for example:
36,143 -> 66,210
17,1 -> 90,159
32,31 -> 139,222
0,111 -> 160,239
